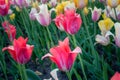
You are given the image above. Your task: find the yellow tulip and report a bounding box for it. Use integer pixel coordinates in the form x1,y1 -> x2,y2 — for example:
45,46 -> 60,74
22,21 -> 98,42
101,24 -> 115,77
56,1 -> 70,15
106,0 -> 120,8
10,13 -> 15,20
32,1 -> 39,8
16,6 -> 21,12
98,18 -> 114,35
74,0 -> 88,9
83,7 -> 89,15
102,13 -> 108,19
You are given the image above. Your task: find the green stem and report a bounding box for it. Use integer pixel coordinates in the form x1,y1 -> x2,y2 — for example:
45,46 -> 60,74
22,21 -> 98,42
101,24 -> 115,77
66,71 -> 72,80
22,64 -> 28,80
72,35 -> 87,80
46,27 -> 54,47
114,8 -> 117,20
17,64 -> 23,80
81,10 -> 95,55
0,61 -> 8,80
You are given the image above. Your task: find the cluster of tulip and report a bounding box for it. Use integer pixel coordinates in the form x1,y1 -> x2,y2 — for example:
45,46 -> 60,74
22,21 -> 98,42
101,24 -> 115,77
0,0 -> 120,80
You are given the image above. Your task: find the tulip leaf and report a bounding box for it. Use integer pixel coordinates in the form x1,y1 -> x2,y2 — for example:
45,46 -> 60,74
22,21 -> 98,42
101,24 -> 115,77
26,69 -> 41,80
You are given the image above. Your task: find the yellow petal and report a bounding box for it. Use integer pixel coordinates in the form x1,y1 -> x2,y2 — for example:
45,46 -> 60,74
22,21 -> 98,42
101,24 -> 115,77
98,18 -> 114,34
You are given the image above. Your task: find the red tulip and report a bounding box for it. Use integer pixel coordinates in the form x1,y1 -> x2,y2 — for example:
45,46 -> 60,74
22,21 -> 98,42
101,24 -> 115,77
2,37 -> 34,64
111,72 -> 120,80
54,10 -> 82,34
2,21 -> 16,42
0,0 -> 10,16
42,37 -> 82,72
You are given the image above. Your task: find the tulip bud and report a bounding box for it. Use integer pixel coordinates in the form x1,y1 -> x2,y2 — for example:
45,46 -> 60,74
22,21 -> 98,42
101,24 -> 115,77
9,13 -> 15,20
83,7 -> 89,15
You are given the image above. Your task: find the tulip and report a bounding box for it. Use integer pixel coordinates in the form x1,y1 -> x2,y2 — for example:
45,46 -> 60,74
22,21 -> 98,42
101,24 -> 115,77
9,13 -> 15,20
98,18 -> 114,35
106,0 -> 120,8
42,37 -> 82,72
49,0 -> 57,7
114,22 -> 120,47
54,10 -> 82,34
35,4 -> 51,26
2,21 -> 16,42
95,31 -> 114,46
55,1 -> 70,15
111,72 -> 120,80
92,7 -> 102,22
41,0 -> 48,4
0,0 -> 10,16
2,36 -> 34,64
29,8 -> 37,20
64,2 -> 76,11
14,0 -> 31,8
115,5 -> 120,20
54,14 -> 65,31
74,0 -> 88,9
63,10 -> 82,34
83,7 -> 89,15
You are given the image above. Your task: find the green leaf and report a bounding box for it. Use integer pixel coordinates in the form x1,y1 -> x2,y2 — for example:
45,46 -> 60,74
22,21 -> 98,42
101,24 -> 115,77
26,69 -> 41,80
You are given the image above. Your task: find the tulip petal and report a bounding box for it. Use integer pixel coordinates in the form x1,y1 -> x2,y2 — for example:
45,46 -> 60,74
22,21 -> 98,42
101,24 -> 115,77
41,53 -> 53,60
114,22 -> 120,47
95,34 -> 110,46
2,46 -> 17,61
111,72 -> 120,80
72,47 -> 82,53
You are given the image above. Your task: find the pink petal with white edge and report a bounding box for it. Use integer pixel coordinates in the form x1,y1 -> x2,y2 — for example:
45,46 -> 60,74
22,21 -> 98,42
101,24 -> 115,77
72,47 -> 82,53
41,53 -> 53,60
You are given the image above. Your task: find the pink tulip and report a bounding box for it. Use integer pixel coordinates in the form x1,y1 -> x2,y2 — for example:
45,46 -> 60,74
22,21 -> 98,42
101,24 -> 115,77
54,10 -> 82,34
14,0 -> 31,8
2,21 -> 16,42
54,14 -> 65,31
0,0 -> 10,16
35,4 -> 51,26
29,8 -> 37,20
92,7 -> 102,22
2,37 -> 34,64
42,37 -> 82,72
